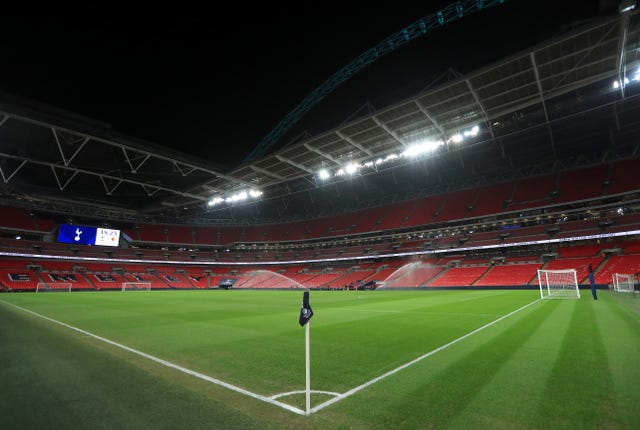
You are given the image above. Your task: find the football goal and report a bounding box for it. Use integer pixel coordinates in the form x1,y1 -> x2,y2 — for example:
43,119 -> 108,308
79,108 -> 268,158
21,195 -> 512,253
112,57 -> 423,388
538,269 -> 580,299
122,282 -> 152,291
36,282 -> 73,293
613,273 -> 636,293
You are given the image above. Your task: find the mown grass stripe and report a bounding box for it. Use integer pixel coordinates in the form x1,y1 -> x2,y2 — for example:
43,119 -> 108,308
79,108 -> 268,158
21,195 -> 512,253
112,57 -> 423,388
0,302 -> 278,430
0,300 -> 307,415
311,298 -> 541,413
445,299 -> 568,429
593,292 -> 640,428
538,297 -> 618,429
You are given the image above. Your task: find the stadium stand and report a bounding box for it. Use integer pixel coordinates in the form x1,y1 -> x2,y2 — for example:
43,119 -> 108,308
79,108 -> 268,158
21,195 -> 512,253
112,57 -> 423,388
594,255 -> 640,285
137,224 -> 167,243
376,200 -> 416,231
403,195 -> 445,228
476,263 -> 542,286
0,260 -> 40,291
381,264 -> 444,287
468,182 -> 514,218
556,165 -> 608,203
436,188 -> 477,222
508,174 -> 556,210
0,206 -> 41,231
1,155 -> 640,289
557,244 -> 604,258
326,268 -> 376,289
543,256 -> 604,284
168,226 -> 194,244
606,158 -> 640,196
428,266 -> 488,287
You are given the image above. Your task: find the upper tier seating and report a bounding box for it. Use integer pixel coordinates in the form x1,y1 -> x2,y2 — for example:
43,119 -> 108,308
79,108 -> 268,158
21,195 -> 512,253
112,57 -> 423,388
606,159 -> 640,196
556,165 -> 608,203
3,160 -> 640,251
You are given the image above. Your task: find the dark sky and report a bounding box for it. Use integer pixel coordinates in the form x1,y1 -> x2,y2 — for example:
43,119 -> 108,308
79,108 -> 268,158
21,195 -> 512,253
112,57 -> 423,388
0,1 -> 614,168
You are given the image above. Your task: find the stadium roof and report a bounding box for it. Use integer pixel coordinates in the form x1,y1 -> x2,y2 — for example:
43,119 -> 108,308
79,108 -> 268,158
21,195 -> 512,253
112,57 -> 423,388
1,8 -> 639,225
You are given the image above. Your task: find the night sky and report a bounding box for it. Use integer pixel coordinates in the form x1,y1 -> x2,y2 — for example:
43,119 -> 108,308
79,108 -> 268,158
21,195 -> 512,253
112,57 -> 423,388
0,1 -> 614,168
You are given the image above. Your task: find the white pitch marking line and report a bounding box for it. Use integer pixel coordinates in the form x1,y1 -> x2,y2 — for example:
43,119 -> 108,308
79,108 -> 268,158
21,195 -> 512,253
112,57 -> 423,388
310,298 -> 542,414
270,390 -> 341,400
0,301 -> 306,416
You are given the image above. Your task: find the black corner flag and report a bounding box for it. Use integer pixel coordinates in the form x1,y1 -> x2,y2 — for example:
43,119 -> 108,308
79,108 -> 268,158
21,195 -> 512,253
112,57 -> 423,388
299,291 -> 313,326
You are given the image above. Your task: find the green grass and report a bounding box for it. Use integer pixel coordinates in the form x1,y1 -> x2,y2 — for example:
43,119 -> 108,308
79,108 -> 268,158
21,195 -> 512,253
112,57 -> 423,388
1,289 -> 639,429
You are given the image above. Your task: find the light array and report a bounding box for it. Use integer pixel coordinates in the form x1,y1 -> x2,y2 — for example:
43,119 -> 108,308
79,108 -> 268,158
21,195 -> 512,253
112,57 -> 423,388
208,189 -> 263,207
613,67 -> 640,89
619,0 -> 636,13
320,125 -> 480,180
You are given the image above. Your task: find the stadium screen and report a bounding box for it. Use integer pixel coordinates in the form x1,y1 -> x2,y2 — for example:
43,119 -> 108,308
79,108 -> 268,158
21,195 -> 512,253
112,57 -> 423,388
57,224 -> 120,247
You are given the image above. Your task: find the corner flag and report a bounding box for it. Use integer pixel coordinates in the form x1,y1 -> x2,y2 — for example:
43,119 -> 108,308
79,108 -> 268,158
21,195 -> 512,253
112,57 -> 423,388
299,291 -> 313,326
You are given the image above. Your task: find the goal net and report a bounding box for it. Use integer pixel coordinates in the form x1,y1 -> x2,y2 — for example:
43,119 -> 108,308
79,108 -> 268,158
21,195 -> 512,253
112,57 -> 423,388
122,282 -> 152,291
36,282 -> 72,293
538,269 -> 580,299
613,273 -> 636,293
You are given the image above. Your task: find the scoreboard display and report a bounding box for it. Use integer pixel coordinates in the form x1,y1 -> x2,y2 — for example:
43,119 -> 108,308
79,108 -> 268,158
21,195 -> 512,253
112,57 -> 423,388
57,224 -> 121,247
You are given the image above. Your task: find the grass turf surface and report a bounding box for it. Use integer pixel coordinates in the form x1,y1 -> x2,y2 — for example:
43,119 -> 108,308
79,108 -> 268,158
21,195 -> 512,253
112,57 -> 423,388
1,289 -> 638,429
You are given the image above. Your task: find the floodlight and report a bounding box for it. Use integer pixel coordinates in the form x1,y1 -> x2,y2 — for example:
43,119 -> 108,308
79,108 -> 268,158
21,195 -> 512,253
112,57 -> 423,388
317,169 -> 331,180
403,143 -> 427,157
225,190 -> 248,203
451,134 -> 463,143
208,197 -> 224,206
426,140 -> 444,152
462,125 -> 479,138
345,163 -> 359,175
249,189 -> 262,198
612,77 -> 632,89
619,0 -> 636,13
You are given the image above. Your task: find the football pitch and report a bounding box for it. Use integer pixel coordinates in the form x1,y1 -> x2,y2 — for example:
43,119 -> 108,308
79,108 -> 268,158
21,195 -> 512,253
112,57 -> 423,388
1,289 -> 639,429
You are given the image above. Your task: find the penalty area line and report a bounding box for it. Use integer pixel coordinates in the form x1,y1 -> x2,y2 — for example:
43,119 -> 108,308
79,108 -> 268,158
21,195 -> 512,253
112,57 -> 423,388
311,298 -> 542,414
0,301 -> 306,416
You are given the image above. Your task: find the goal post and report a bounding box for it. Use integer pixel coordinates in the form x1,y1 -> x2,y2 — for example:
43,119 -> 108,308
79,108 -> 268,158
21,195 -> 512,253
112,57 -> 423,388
121,282 -> 152,291
613,273 -> 636,293
36,282 -> 73,293
538,269 -> 580,299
